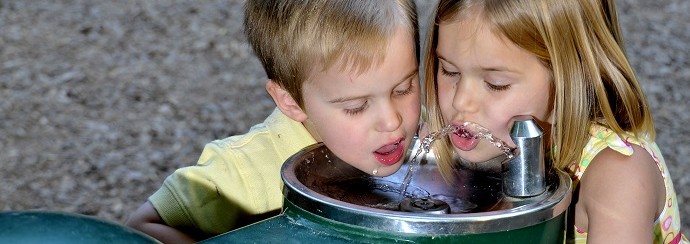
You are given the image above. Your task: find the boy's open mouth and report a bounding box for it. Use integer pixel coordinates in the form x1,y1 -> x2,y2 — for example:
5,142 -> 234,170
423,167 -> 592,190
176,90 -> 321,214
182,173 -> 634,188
374,139 -> 404,166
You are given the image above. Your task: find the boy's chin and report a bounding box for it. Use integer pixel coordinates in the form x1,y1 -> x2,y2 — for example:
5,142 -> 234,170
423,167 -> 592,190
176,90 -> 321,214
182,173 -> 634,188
361,162 -> 403,177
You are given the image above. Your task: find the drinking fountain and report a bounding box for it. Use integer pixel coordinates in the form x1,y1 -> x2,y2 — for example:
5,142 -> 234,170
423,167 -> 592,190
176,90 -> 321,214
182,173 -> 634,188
203,118 -> 571,243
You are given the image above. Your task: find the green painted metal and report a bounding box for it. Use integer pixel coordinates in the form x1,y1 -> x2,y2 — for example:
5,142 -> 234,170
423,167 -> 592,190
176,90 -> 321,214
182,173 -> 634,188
0,211 -> 159,243
203,200 -> 566,243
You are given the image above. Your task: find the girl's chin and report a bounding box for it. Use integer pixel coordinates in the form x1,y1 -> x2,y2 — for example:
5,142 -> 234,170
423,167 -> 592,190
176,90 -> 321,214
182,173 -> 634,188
453,150 -> 504,163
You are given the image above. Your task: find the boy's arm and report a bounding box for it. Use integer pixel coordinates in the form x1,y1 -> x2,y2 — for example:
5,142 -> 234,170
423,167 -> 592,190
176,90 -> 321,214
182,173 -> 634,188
125,201 -> 197,244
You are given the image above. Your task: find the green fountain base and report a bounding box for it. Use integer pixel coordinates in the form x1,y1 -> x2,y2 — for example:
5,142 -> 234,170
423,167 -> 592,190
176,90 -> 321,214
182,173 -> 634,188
204,200 -> 565,243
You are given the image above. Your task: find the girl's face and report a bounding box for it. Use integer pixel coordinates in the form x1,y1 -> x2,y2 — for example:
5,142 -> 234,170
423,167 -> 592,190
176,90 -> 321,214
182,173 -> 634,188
436,16 -> 553,163
300,27 -> 420,176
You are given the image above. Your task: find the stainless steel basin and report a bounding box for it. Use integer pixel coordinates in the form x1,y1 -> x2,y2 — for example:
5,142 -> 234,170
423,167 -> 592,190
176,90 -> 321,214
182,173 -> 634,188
282,142 -> 571,235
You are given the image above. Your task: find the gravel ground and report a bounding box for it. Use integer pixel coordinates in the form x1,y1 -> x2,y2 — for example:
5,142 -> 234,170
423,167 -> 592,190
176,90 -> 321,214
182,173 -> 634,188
1,0 -> 688,236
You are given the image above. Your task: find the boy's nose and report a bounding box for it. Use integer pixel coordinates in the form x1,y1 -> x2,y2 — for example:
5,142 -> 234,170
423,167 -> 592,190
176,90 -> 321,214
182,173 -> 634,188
377,102 -> 402,132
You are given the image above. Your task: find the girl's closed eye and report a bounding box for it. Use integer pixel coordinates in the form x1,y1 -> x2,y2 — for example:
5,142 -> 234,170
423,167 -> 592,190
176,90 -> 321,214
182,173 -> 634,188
440,65 -> 460,77
485,80 -> 510,91
484,75 -> 511,91
344,101 -> 368,116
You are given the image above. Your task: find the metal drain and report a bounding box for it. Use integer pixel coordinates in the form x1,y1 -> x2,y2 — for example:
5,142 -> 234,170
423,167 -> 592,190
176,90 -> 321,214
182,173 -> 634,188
399,197 -> 450,214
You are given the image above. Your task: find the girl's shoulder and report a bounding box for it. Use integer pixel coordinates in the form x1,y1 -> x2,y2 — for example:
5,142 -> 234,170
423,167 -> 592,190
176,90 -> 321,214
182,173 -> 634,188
578,124 -> 662,193
569,124 -> 662,179
571,125 -> 667,242
570,124 -> 687,243
585,124 -> 645,157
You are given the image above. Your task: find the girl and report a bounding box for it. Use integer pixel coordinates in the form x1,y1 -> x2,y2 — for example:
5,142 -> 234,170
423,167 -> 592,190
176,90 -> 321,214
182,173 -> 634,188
423,0 -> 687,243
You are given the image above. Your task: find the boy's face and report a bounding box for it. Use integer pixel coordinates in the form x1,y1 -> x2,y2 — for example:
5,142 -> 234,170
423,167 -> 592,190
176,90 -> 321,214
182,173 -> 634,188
300,27 -> 420,176
435,17 -> 553,163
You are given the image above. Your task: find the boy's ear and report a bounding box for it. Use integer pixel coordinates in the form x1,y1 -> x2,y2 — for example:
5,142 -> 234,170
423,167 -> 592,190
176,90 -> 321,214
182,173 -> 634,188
266,80 -> 308,122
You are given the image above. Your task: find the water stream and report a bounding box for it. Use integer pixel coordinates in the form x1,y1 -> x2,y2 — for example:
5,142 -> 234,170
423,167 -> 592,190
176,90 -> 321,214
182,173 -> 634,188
399,122 -> 517,205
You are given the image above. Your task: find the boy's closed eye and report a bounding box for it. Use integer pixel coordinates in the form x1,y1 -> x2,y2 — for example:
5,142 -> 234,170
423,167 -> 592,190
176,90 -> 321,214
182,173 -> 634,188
338,71 -> 418,116
330,95 -> 369,116
344,100 -> 369,116
394,79 -> 416,96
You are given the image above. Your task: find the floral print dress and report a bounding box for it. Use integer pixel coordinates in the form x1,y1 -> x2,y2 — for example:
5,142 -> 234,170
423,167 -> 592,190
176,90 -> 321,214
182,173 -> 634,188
567,124 -> 687,244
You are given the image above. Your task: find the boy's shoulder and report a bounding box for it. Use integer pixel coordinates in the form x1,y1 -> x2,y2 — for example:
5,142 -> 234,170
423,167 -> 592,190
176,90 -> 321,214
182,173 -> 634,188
199,108 -> 317,164
211,108 -> 304,147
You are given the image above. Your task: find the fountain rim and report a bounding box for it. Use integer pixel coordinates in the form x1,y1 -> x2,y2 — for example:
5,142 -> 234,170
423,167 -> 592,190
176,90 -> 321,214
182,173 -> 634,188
281,143 -> 572,235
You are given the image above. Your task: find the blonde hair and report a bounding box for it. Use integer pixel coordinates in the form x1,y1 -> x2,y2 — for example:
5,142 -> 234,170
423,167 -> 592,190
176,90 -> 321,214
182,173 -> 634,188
244,0 -> 419,107
424,0 -> 655,180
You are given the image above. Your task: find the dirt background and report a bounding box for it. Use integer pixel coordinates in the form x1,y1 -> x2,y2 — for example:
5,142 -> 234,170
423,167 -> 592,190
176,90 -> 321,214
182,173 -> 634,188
1,0 -> 688,236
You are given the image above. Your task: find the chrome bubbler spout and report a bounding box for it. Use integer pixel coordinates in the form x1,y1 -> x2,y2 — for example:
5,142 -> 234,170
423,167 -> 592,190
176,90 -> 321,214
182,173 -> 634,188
502,117 -> 546,198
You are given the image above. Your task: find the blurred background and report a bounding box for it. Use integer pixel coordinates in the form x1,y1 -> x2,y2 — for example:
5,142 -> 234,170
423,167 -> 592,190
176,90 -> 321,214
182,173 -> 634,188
1,0 -> 688,235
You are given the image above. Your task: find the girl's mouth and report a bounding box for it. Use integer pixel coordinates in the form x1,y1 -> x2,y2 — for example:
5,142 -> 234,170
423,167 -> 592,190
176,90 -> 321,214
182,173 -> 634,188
374,139 -> 405,166
450,127 -> 479,151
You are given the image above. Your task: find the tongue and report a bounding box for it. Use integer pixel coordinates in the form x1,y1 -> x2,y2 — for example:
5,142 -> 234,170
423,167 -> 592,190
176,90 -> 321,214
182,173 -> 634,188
376,143 -> 398,155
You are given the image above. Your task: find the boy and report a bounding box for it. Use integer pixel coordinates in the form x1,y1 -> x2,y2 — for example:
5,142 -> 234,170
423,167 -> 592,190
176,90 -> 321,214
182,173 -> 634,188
125,0 -> 421,243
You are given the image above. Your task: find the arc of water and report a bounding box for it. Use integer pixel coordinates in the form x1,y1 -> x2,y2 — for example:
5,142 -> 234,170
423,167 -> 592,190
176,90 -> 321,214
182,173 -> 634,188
399,123 -> 517,201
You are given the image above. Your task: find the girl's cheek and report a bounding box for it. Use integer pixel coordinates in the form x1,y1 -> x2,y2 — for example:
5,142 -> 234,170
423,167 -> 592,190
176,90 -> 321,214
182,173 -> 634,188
489,113 -> 516,144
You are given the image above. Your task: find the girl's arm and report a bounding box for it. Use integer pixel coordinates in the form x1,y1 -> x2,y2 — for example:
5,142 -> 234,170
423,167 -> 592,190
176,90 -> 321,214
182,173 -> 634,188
125,201 -> 197,244
576,145 -> 665,243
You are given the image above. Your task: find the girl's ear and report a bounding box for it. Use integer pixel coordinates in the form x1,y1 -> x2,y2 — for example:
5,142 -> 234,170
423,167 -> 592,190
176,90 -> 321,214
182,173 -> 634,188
266,80 -> 308,122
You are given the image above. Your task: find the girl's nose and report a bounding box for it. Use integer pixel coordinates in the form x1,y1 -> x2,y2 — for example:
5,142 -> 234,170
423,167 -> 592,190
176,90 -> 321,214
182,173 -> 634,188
452,80 -> 478,114
377,102 -> 403,132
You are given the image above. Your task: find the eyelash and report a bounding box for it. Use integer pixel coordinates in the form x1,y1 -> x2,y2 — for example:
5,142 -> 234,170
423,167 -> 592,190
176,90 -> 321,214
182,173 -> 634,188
395,82 -> 415,96
440,66 -> 459,77
344,101 -> 368,116
486,83 -> 510,91
343,82 -> 414,116
440,66 -> 510,91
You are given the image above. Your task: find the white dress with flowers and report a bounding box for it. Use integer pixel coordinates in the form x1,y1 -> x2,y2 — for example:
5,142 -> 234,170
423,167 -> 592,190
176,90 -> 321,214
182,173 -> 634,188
568,124 -> 687,244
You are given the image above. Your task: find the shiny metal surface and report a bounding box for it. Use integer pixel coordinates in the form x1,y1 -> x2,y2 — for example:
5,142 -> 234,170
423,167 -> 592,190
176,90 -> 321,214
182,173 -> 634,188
281,142 -> 571,235
503,118 -> 547,197
399,197 -> 451,214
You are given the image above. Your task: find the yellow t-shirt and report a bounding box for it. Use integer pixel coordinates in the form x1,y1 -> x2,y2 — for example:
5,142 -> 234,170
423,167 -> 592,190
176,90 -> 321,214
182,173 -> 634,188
149,108 -> 316,236
568,124 -> 687,244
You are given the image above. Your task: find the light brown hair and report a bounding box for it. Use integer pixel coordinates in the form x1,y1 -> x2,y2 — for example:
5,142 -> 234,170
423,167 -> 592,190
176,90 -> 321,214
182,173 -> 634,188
244,0 -> 419,107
